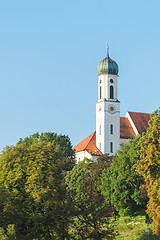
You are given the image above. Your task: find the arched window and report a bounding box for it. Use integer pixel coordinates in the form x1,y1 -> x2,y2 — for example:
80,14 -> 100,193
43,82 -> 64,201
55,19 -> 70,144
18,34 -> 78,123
110,86 -> 114,99
110,124 -> 113,134
110,142 -> 113,153
100,86 -> 102,99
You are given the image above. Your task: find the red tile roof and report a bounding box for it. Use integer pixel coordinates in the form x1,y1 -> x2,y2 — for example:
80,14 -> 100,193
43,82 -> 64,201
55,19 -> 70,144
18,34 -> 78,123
73,131 -> 102,155
120,117 -> 136,139
73,112 -> 151,154
128,112 -> 150,134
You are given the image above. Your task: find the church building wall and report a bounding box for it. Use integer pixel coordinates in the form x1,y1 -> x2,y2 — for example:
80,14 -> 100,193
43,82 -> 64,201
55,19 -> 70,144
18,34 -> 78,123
75,150 -> 99,163
120,138 -> 130,145
75,150 -> 96,163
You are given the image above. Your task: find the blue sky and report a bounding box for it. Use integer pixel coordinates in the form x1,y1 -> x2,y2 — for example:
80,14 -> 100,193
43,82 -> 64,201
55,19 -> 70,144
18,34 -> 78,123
0,0 -> 160,150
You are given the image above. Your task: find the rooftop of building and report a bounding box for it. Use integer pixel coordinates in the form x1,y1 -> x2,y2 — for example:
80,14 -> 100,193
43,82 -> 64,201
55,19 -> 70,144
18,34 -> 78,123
73,111 -> 151,154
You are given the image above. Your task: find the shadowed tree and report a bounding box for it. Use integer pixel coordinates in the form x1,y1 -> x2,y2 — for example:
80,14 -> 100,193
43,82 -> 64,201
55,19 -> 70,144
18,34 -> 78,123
136,109 -> 160,235
102,136 -> 146,219
66,155 -> 115,240
0,132 -> 75,240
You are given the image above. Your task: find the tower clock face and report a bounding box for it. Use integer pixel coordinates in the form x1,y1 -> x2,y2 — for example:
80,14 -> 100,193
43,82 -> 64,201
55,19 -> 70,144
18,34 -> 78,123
108,104 -> 116,114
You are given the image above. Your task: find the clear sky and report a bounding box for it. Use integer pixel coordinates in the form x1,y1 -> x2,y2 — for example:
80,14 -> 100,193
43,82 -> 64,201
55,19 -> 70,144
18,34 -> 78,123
0,0 -> 160,150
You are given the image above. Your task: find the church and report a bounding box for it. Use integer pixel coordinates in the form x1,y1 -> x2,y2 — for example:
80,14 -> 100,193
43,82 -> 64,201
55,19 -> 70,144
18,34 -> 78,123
73,47 -> 150,162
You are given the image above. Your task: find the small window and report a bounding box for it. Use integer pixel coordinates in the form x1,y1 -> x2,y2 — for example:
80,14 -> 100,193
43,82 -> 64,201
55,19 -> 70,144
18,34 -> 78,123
110,79 -> 114,83
110,86 -> 114,99
110,124 -> 113,134
99,125 -> 101,135
110,142 -> 113,153
100,80 -> 101,84
100,86 -> 102,99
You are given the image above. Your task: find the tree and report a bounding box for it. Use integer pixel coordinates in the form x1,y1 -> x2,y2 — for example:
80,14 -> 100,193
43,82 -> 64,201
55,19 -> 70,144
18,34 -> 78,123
18,132 -> 75,171
0,133 -> 75,240
102,136 -> 146,218
0,224 -> 16,240
136,110 -> 160,235
66,155 -> 115,240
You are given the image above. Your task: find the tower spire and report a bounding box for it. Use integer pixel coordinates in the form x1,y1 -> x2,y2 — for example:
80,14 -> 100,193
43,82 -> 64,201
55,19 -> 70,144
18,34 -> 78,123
96,47 -> 120,155
107,45 -> 109,57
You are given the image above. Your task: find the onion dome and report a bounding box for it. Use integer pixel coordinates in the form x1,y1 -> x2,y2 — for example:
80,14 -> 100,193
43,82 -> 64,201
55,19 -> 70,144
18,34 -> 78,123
98,47 -> 119,75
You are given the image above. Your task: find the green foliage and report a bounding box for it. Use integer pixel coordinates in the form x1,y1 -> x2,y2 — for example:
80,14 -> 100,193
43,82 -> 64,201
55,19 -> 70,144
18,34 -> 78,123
66,155 -> 115,240
0,227 -> 8,240
6,224 -> 16,240
102,136 -> 145,217
136,109 -> 160,235
0,132 -> 75,240
0,225 -> 16,240
18,132 -> 75,171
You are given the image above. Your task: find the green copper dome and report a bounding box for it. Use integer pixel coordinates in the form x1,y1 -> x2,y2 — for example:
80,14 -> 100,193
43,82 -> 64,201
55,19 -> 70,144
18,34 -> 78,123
98,48 -> 119,75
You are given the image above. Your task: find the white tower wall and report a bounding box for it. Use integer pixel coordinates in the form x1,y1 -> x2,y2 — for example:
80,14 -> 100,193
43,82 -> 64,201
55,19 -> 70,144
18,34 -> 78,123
98,74 -> 118,100
96,73 -> 120,155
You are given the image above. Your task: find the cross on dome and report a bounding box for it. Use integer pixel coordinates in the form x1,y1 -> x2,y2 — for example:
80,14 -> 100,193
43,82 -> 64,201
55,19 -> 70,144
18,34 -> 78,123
107,46 -> 109,57
97,47 -> 119,75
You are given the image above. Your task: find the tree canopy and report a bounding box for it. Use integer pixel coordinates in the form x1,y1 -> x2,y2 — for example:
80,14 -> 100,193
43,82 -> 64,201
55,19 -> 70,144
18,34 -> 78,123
0,132 -> 75,240
136,110 -> 160,235
101,136 -> 145,217
66,155 -> 115,240
18,132 -> 75,171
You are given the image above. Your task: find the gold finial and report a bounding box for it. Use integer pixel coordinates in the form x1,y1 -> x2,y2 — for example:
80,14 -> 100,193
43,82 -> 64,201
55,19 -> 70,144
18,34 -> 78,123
107,45 -> 109,57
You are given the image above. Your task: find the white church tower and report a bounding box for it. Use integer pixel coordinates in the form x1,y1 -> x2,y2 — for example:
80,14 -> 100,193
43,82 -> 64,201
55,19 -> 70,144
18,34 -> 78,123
96,47 -> 120,155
